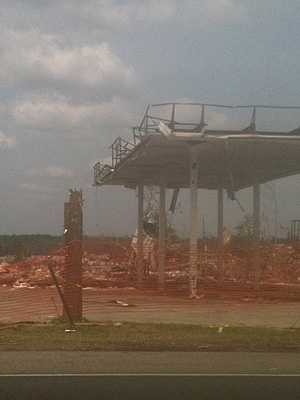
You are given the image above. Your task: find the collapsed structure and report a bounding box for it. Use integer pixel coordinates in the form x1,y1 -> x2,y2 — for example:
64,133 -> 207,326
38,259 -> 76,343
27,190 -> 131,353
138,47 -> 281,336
93,102 -> 300,297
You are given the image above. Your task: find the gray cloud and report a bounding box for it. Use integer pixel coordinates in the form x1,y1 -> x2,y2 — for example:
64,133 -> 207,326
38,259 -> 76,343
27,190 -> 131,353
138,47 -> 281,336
26,166 -> 73,178
0,29 -> 137,99
0,0 -> 298,235
0,1 -> 245,34
12,94 -> 135,137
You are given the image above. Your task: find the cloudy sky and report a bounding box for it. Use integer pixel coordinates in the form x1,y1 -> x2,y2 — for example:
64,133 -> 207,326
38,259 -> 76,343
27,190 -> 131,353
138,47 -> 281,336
1,0 -> 300,236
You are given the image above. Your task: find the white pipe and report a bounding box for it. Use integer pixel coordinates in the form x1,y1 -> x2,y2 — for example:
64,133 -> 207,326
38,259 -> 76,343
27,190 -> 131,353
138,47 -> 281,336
189,146 -> 200,298
158,182 -> 166,289
137,183 -> 144,286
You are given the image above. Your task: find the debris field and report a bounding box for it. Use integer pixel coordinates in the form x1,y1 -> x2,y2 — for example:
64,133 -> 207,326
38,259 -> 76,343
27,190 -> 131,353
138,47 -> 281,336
1,239 -> 300,293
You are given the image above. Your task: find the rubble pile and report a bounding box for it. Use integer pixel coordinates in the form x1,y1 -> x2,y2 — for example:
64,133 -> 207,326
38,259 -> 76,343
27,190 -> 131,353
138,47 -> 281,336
82,252 -> 130,287
259,243 -> 300,283
0,255 -> 64,288
162,241 -> 300,285
0,251 -> 130,288
0,241 -> 300,289
196,242 -> 300,284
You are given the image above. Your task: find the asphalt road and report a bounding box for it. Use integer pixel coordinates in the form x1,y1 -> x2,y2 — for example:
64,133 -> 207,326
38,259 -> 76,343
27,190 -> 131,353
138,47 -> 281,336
1,352 -> 300,399
1,375 -> 300,400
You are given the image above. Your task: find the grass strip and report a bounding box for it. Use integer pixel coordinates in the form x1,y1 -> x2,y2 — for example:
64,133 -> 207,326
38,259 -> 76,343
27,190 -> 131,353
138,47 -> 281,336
0,322 -> 300,351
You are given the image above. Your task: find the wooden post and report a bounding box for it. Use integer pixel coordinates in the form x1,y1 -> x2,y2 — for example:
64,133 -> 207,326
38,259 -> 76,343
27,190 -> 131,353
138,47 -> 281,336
63,189 -> 83,321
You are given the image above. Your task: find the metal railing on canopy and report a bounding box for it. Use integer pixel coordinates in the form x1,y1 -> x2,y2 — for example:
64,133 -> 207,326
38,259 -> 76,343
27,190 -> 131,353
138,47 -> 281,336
93,102 -> 300,184
134,102 -> 300,138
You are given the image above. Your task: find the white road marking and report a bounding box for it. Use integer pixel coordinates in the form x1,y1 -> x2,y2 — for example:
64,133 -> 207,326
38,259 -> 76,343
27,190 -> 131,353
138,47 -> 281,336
0,373 -> 299,377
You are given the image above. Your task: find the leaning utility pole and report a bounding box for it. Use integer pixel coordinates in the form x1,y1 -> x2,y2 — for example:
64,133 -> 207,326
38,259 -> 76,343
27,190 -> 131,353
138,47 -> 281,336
63,189 -> 83,321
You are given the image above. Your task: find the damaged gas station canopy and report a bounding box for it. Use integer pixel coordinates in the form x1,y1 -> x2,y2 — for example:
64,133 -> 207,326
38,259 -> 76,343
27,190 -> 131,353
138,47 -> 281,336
94,103 -> 300,192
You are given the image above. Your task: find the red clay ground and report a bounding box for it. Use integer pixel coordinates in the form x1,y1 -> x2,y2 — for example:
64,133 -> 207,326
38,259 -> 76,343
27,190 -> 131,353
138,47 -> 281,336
2,286 -> 300,328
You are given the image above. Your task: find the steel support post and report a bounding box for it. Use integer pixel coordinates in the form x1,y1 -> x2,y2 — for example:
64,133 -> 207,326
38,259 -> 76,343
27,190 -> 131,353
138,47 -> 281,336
253,183 -> 261,241
253,182 -> 261,284
189,146 -> 200,298
217,186 -> 224,282
158,181 -> 166,289
217,186 -> 224,246
137,183 -> 144,286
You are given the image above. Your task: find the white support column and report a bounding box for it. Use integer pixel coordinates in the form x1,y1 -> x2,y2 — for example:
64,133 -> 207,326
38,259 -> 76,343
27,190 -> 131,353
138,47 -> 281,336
253,183 -> 261,242
137,183 -> 144,286
253,182 -> 261,284
189,146 -> 200,298
158,182 -> 166,289
217,186 -> 224,247
217,186 -> 224,283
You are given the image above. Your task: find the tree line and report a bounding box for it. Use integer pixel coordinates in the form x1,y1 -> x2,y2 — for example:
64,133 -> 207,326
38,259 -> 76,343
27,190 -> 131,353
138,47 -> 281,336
0,235 -> 63,259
